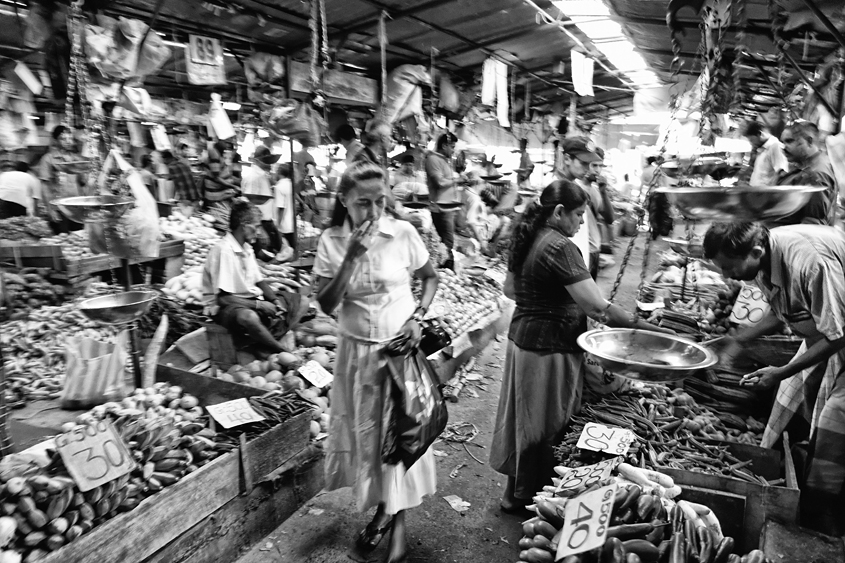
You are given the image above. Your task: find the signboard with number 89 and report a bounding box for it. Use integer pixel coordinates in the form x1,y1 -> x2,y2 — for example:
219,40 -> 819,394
576,423 -> 635,456
556,483 -> 618,560
55,420 -> 134,492
189,35 -> 222,65
730,285 -> 771,326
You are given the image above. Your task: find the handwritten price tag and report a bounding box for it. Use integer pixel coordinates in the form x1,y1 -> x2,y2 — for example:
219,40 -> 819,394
298,360 -> 334,388
554,458 -> 620,494
206,398 -> 266,429
557,483 -> 618,560
729,284 -> 771,326
55,420 -> 134,492
576,423 -> 636,456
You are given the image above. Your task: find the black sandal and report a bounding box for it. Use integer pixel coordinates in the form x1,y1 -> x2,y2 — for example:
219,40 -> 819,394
356,518 -> 393,551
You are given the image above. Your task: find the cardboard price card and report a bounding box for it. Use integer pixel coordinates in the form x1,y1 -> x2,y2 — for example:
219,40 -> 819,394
298,360 -> 334,388
554,457 -> 620,495
729,284 -> 771,326
206,398 -> 266,429
55,420 -> 135,492
556,483 -> 618,560
576,423 -> 636,456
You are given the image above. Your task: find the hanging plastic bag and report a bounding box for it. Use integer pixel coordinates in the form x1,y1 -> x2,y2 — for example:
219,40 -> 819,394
262,100 -> 326,147
381,348 -> 448,469
87,149 -> 161,258
379,65 -> 431,124
208,93 -> 236,140
62,330 -> 128,410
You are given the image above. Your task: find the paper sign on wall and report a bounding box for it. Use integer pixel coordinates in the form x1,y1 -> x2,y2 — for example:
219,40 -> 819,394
206,398 -> 266,429
729,284 -> 771,326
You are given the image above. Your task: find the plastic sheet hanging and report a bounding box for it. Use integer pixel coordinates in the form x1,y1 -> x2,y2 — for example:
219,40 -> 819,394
260,99 -> 327,147
243,52 -> 286,103
87,150 -> 161,259
378,64 -> 431,125
84,15 -> 171,82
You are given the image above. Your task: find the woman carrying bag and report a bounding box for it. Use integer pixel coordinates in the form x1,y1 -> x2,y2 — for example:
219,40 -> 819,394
314,161 -> 440,563
490,180 -> 671,512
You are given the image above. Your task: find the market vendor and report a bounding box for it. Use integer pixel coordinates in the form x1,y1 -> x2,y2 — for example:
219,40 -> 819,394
201,200 -> 304,354
703,221 -> 845,535
0,157 -> 42,219
38,125 -> 86,234
771,122 -> 837,226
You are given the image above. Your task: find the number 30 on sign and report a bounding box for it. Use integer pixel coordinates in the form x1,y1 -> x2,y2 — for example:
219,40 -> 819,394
557,483 -> 618,560
55,420 -> 135,492
576,422 -> 635,456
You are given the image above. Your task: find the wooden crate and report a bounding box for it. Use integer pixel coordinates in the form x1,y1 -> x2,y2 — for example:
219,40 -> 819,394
38,411 -> 312,563
659,432 -> 799,553
760,519 -> 845,563
0,242 -> 66,271
66,240 -> 185,277
156,362 -> 263,406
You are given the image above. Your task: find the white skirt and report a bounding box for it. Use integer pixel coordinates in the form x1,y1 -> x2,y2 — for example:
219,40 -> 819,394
324,335 -> 437,514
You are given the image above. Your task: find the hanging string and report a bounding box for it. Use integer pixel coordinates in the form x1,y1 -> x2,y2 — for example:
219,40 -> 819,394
430,47 -> 439,101
525,80 -> 531,121
319,0 -> 329,72
379,11 -> 388,106
309,0 -> 320,88
510,67 -> 516,129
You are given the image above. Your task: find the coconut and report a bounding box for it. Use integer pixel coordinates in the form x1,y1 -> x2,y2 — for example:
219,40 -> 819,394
277,352 -> 299,369
265,370 -> 283,383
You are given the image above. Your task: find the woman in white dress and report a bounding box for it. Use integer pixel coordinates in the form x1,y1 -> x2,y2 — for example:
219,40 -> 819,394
314,161 -> 440,563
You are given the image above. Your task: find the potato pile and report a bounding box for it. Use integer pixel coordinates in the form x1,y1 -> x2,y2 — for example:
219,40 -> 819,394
39,231 -> 98,261
434,270 -> 502,336
158,212 -> 222,274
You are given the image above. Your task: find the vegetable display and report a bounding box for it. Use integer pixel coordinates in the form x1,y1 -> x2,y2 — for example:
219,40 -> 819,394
1,270 -> 72,311
430,270 -> 502,336
554,388 -> 767,478
0,385 -> 311,560
514,459 -> 776,563
0,217 -> 53,242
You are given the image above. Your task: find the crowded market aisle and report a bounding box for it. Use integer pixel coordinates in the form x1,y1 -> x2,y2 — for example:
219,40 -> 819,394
235,237 -> 654,563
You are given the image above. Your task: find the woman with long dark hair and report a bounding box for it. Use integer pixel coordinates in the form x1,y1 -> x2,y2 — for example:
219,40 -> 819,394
315,161 -> 440,563
490,179 -> 670,512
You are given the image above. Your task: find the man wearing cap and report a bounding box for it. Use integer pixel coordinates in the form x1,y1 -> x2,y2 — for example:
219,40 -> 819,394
242,145 -> 281,262
391,154 -> 428,202
557,137 -> 606,279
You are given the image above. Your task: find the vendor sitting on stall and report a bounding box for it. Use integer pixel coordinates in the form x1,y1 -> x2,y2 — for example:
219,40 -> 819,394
202,200 -> 305,354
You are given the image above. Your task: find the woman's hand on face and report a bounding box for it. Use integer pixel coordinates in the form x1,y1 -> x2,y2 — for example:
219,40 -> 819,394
344,220 -> 376,262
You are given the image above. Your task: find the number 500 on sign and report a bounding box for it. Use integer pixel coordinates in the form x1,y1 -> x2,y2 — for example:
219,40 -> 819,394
556,483 -> 618,560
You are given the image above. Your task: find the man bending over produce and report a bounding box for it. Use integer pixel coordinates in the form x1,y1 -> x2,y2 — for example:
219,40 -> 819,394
703,222 -> 845,536
202,200 -> 306,354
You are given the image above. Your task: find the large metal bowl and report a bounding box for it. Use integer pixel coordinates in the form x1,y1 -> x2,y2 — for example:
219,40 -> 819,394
77,291 -> 157,325
661,156 -> 735,179
577,328 -> 718,382
54,196 -> 135,224
656,185 -> 826,221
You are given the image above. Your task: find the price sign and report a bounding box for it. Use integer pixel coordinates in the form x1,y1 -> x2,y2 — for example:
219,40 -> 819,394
55,420 -> 134,492
185,35 -> 226,85
484,269 -> 506,286
206,398 -> 266,429
729,284 -> 771,326
298,360 -> 334,388
557,483 -> 618,560
554,458 -> 620,495
576,423 -> 636,456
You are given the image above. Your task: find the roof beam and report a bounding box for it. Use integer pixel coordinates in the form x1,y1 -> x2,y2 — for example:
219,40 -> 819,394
438,24 -> 542,60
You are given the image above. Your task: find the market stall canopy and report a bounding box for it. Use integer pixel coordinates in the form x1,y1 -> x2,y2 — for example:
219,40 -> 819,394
0,0 -> 658,118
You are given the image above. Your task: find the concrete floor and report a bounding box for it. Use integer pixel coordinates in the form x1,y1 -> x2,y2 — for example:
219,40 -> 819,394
235,231 -> 661,563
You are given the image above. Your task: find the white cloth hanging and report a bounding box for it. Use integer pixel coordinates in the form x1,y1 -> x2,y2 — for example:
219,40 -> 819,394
495,60 -> 510,128
571,51 -> 595,97
482,58 -> 497,106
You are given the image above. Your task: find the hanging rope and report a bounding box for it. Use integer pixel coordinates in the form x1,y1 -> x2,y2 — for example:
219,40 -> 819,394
319,0 -> 329,72
379,11 -> 389,106
525,80 -> 531,121
309,0 -> 320,88
430,46 -> 438,101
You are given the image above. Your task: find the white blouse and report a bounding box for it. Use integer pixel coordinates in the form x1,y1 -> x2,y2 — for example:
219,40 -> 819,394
313,216 -> 429,343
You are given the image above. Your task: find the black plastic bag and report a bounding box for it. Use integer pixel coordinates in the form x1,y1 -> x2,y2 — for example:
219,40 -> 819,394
382,349 -> 448,469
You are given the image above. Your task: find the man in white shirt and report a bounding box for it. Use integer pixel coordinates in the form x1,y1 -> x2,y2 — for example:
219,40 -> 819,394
241,145 -> 281,261
743,120 -> 788,187
274,163 -> 295,247
0,159 -> 42,218
202,201 -> 303,353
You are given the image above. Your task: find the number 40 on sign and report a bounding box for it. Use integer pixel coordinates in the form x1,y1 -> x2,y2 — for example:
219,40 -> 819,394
557,483 -> 618,560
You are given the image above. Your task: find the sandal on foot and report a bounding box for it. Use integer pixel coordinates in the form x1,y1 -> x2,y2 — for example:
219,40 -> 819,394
356,518 -> 393,551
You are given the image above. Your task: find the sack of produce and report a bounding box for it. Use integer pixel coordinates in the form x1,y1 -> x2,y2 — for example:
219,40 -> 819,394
382,349 -> 448,469
61,330 -> 128,410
